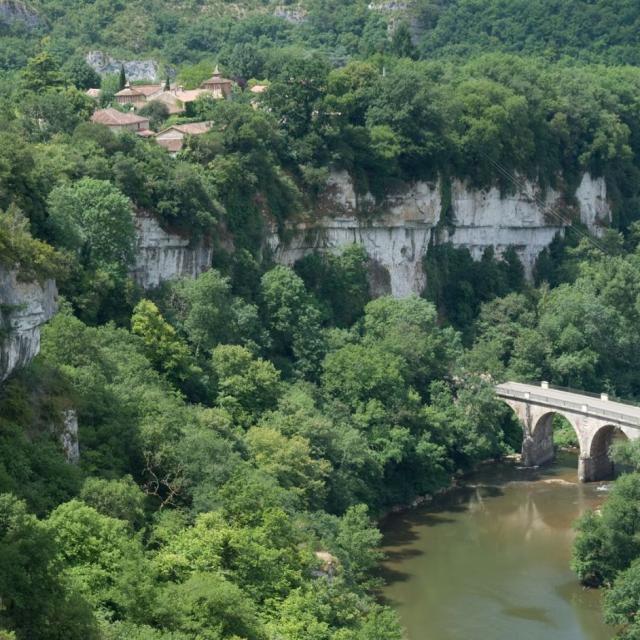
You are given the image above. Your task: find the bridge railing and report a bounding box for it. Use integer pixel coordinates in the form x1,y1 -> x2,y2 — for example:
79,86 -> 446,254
496,385 -> 640,428
510,380 -> 640,408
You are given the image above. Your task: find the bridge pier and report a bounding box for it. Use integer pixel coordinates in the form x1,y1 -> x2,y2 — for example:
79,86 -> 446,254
579,453 -> 614,483
521,411 -> 554,467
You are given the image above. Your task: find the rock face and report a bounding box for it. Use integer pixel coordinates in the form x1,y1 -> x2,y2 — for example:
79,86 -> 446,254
367,1 -> 409,11
132,213 -> 213,289
273,5 -> 307,23
0,1 -> 39,28
59,410 -> 80,464
268,171 -> 611,297
0,268 -> 57,382
85,51 -> 165,82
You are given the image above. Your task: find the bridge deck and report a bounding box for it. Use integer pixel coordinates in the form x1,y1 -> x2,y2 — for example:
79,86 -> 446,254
496,381 -> 640,428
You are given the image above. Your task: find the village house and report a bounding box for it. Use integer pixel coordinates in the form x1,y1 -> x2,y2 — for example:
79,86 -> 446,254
154,87 -> 211,115
154,121 -> 213,155
114,82 -> 165,108
91,108 -> 153,136
200,66 -> 233,98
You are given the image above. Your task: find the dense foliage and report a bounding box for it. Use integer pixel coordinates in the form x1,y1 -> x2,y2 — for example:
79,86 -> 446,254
572,443 -> 640,639
5,0 -> 640,70
4,1 -> 640,638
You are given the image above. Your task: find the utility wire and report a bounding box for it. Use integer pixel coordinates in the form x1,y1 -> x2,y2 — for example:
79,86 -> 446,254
484,154 -> 609,253
479,151 -> 610,255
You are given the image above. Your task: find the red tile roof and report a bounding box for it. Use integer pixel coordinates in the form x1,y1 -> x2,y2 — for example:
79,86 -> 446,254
170,122 -> 213,135
132,84 -> 165,97
91,108 -> 150,127
115,86 -> 145,97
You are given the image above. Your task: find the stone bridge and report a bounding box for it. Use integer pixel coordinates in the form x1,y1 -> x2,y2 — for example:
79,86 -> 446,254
496,381 -> 640,482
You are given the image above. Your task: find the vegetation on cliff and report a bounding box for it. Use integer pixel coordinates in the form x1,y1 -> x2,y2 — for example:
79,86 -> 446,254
3,1 -> 640,638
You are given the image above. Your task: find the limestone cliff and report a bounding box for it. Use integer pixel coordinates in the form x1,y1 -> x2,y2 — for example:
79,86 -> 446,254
132,213 -> 213,289
0,0 -> 39,28
0,268 -> 57,381
268,172 -> 610,297
85,51 -> 169,82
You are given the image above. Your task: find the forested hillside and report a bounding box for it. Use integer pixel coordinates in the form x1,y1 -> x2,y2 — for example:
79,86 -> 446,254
3,0 -> 640,638
3,0 -> 640,69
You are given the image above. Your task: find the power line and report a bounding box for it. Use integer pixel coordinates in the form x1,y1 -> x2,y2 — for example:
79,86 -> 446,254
479,151 -> 611,255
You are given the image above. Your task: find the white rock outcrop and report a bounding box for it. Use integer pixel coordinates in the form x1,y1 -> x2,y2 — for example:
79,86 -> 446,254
574,173 -> 610,235
0,268 -> 57,381
0,0 -> 39,27
269,172 -> 611,297
59,409 -> 80,464
85,51 -> 167,82
132,214 -> 213,289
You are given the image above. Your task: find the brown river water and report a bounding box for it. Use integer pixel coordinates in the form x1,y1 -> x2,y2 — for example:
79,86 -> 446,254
380,451 -> 614,640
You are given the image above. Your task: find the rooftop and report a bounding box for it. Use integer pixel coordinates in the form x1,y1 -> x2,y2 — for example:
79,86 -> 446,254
201,66 -> 233,86
115,83 -> 145,97
91,108 -> 150,126
115,83 -> 165,98
168,122 -> 213,135
132,84 -> 166,96
174,88 -> 209,102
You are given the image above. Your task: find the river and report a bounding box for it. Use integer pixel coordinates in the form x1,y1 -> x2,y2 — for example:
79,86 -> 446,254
380,451 -> 613,640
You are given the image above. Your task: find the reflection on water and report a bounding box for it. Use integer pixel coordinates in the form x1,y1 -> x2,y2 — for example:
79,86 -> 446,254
380,452 -> 614,640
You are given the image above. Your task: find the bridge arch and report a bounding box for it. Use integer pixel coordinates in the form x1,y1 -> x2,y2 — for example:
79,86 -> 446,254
524,409 -> 585,469
531,410 -> 582,443
583,424 -> 629,481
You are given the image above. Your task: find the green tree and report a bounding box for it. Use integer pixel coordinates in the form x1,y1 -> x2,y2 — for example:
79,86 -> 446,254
322,342 -> 406,412
131,299 -> 201,393
262,50 -> 329,139
0,494 -> 98,640
20,50 -> 64,92
80,476 -> 146,530
245,426 -> 330,508
139,100 -> 170,131
63,56 -> 101,90
226,43 -> 265,80
391,22 -> 418,59
603,559 -> 640,638
155,572 -> 265,640
47,178 -> 135,276
294,245 -> 370,327
45,499 -> 153,616
261,266 -> 326,379
165,270 -> 264,356
21,87 -> 96,138
572,473 -> 640,587
211,344 -> 281,426
334,504 -> 383,586
176,61 -> 215,90
362,295 -> 461,396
